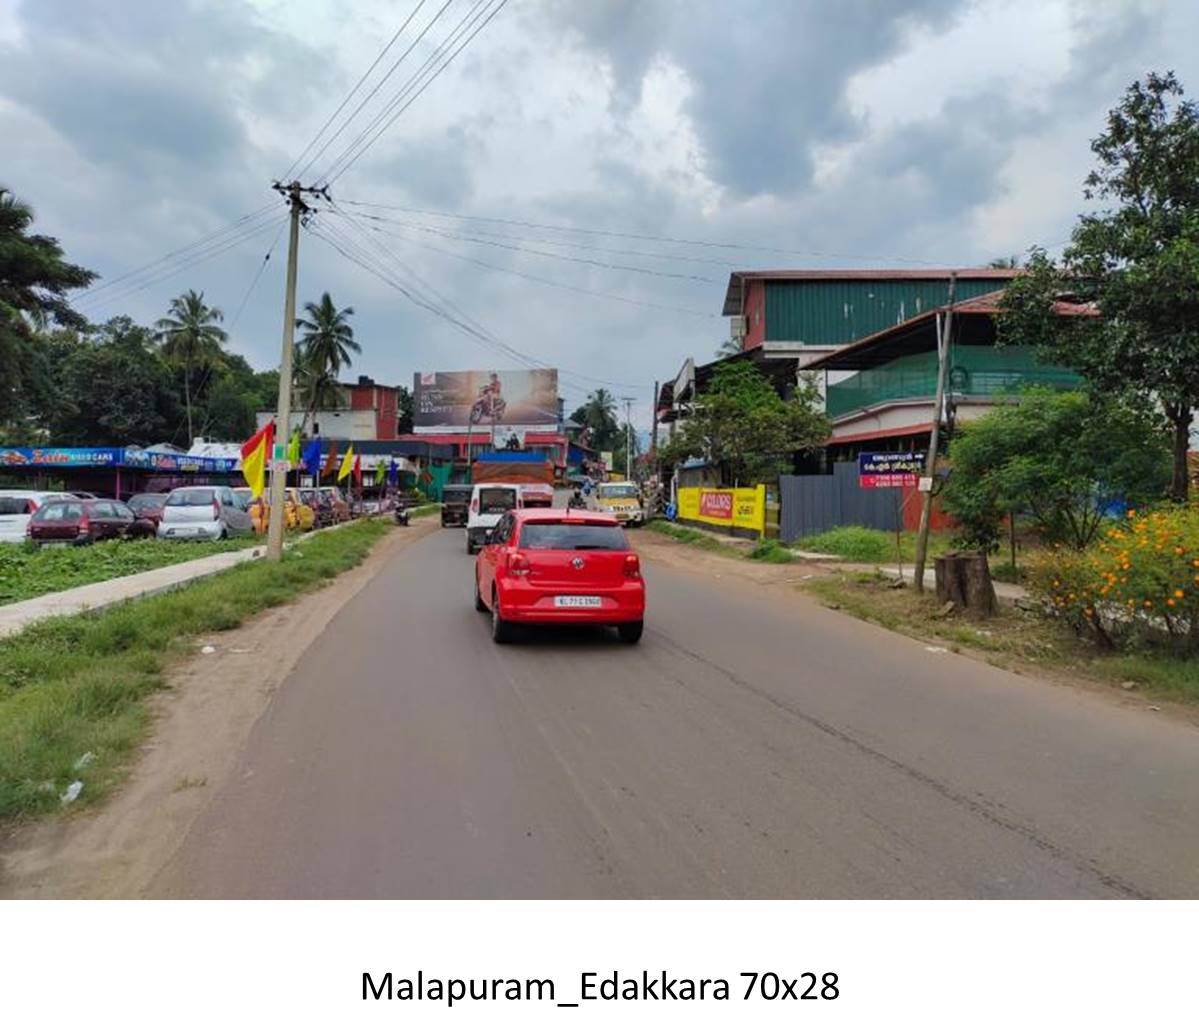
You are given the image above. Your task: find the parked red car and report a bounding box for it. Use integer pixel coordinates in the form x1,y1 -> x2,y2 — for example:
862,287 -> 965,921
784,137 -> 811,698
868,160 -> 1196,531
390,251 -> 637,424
126,492 -> 168,528
27,498 -> 155,546
474,509 -> 645,644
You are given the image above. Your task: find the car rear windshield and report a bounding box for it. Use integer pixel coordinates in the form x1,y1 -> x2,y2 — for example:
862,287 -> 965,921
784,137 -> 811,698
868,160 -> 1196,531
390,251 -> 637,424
36,503 -> 83,521
0,498 -> 33,515
443,486 -> 471,501
166,489 -> 216,506
127,494 -> 164,510
478,488 -> 516,514
519,521 -> 629,551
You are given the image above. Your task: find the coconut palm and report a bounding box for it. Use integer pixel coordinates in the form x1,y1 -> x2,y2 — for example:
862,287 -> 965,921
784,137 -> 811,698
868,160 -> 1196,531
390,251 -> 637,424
715,338 -> 741,358
294,292 -> 359,434
155,289 -> 227,445
294,354 -> 343,434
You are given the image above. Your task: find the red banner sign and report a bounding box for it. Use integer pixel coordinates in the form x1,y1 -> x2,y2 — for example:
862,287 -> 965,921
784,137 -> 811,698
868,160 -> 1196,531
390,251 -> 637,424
698,490 -> 734,520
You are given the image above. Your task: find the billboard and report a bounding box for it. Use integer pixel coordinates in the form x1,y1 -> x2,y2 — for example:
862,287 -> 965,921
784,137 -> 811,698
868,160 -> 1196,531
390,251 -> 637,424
858,451 -> 925,489
414,369 -> 559,431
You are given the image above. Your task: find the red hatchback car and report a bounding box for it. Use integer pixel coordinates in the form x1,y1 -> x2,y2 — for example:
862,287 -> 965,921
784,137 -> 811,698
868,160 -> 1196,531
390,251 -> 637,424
28,498 -> 153,546
474,509 -> 645,644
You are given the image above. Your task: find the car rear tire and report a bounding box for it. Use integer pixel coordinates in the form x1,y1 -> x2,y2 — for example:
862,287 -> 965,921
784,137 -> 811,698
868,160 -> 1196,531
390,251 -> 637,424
617,621 -> 644,644
491,585 -> 513,643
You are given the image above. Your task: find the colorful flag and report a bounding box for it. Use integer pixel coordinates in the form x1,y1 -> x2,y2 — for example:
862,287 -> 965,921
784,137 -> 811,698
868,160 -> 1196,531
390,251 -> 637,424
388,458 -> 398,486
337,444 -> 355,483
239,421 -> 274,499
322,443 -> 339,479
375,459 -> 386,485
287,429 -> 301,467
301,436 -> 322,474
353,453 -> 362,486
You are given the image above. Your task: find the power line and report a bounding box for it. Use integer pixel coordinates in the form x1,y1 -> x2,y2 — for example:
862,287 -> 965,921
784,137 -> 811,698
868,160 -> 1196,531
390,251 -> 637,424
76,214 -> 287,317
335,197 -> 956,266
229,219 -> 288,331
292,0 -> 456,184
330,209 -> 717,318
312,213 -> 647,391
348,210 -> 718,282
281,0 -> 431,183
314,0 -> 493,186
73,204 -> 279,301
320,0 -> 510,186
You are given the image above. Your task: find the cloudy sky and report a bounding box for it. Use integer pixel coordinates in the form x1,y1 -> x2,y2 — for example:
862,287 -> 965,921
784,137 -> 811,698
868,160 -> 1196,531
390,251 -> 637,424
2,0 -> 1196,426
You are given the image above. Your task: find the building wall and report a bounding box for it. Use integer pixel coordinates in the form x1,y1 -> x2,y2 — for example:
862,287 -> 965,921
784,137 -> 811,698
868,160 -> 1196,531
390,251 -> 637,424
257,410 -> 378,440
763,278 -> 1011,345
742,279 -> 766,350
349,383 -> 399,439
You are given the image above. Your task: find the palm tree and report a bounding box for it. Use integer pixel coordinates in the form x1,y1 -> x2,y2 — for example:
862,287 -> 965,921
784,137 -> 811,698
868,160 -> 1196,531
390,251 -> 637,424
988,255 -> 1021,269
715,338 -> 740,358
155,289 -> 227,445
294,292 -> 359,435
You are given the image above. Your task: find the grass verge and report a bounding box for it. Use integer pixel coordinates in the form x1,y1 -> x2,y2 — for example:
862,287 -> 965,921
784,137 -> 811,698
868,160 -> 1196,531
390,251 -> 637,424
0,519 -> 391,820
794,525 -> 959,563
805,570 -> 1199,707
409,503 -> 441,518
0,537 -> 249,606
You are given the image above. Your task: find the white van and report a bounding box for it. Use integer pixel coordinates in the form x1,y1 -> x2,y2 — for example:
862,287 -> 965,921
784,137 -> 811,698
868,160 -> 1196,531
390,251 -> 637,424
466,483 -> 520,554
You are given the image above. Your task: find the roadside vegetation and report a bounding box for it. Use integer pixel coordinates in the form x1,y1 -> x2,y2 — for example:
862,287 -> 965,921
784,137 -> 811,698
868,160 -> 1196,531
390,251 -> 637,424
0,538 -> 247,606
0,519 -> 390,820
794,525 -> 958,565
808,569 -> 1199,708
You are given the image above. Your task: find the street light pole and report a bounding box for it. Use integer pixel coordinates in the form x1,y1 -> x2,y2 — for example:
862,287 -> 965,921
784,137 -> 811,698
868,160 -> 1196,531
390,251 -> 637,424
621,396 -> 634,481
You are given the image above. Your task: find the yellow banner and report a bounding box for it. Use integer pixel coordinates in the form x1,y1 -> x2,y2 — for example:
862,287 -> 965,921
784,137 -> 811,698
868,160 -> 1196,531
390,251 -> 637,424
677,485 -> 765,535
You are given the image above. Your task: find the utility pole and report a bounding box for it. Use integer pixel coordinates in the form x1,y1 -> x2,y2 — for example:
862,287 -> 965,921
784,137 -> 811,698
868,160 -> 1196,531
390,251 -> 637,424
621,396 -> 634,481
266,180 -> 324,562
650,380 -> 660,459
913,272 -> 956,592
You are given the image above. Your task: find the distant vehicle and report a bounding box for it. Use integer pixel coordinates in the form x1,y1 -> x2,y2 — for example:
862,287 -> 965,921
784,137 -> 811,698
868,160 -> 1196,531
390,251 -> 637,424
518,483 -> 555,509
466,482 -> 520,554
440,484 -> 472,527
319,486 -> 351,524
299,488 -> 333,527
590,480 -> 644,525
28,498 -> 154,546
157,485 -> 253,541
0,490 -> 75,544
474,509 -> 645,644
126,492 -> 168,528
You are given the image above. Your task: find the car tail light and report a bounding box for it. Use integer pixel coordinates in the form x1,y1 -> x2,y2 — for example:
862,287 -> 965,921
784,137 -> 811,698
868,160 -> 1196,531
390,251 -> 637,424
78,514 -> 91,535
623,554 -> 641,579
212,499 -> 221,520
508,551 -> 530,577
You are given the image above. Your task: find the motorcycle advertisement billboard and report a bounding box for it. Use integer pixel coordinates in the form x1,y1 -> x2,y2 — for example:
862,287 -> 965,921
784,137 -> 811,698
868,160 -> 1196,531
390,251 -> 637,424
413,369 -> 559,431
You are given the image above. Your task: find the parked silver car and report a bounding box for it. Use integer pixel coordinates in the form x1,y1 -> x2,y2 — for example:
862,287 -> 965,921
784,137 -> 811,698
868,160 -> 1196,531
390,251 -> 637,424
157,485 -> 253,541
0,490 -> 75,544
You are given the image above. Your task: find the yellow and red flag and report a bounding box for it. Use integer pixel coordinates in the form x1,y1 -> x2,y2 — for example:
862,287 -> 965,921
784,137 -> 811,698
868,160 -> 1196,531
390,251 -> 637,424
239,421 -> 274,499
337,444 -> 355,483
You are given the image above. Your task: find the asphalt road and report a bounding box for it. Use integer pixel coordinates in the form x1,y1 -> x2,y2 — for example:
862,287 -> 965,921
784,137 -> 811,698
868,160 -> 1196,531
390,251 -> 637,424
154,525 -> 1199,898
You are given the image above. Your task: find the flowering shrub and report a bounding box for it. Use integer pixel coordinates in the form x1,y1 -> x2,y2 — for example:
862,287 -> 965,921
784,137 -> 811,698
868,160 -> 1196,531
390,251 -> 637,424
1030,506 -> 1199,652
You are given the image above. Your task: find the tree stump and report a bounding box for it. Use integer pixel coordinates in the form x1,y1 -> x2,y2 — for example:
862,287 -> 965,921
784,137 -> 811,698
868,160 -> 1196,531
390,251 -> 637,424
934,552 -> 997,618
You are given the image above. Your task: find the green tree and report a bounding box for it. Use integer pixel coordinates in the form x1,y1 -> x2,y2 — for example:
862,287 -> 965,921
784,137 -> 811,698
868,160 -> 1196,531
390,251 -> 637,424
48,317 -> 183,444
715,338 -> 741,358
570,388 -> 621,451
0,186 -> 95,432
396,384 -> 414,434
294,291 -> 358,432
942,388 -> 1171,551
199,353 -> 278,441
658,360 -> 829,485
155,289 -> 228,446
999,71 -> 1199,500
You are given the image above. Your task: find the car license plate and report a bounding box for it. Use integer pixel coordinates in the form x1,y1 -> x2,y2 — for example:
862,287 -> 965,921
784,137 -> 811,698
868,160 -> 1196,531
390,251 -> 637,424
554,595 -> 602,608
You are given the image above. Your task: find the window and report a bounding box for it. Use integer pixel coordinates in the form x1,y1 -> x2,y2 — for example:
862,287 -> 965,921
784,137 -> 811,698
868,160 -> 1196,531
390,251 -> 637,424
92,502 -> 115,518
597,484 -> 638,499
114,503 -> 134,520
478,487 -> 516,515
36,503 -> 65,521
0,498 -> 32,515
519,522 -> 629,551
166,489 -> 217,506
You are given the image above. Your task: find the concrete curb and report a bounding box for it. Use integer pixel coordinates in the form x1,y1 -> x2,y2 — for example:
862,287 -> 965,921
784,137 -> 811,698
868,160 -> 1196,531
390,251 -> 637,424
0,518 -> 385,641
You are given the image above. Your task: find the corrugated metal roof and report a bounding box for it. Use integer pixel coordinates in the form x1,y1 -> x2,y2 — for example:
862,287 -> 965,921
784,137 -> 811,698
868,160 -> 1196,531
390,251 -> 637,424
722,268 -> 1021,315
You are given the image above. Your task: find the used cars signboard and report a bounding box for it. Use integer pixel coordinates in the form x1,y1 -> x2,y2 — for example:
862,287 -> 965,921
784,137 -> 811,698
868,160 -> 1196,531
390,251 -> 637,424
857,451 -> 925,488
413,369 -> 559,432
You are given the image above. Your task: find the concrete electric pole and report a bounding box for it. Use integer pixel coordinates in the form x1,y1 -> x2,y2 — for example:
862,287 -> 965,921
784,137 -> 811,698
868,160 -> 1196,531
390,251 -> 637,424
621,396 -> 635,481
912,272 -> 957,592
265,180 -> 324,562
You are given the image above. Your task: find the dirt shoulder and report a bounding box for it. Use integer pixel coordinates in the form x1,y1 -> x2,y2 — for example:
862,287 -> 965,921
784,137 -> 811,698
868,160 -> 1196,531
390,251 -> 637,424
633,527 -> 1199,727
0,519 -> 436,899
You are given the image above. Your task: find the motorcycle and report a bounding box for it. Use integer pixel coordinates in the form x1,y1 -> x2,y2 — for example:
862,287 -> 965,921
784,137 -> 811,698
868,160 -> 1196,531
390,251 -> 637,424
468,393 -> 507,424
394,502 -> 410,526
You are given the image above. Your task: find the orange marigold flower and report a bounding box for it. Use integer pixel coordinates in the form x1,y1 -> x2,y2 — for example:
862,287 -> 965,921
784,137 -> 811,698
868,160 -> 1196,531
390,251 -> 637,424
1167,599 -> 1177,608
1175,589 -> 1185,598
1127,509 -> 1137,517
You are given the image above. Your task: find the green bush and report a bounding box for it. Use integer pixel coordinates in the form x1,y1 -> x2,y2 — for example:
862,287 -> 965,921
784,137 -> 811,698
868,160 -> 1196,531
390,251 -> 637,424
1030,505 -> 1199,652
795,526 -> 894,562
747,538 -> 793,563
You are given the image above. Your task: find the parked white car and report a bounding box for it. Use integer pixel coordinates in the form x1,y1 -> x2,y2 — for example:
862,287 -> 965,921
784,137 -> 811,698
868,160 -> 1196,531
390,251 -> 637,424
157,485 -> 253,541
465,482 -> 520,554
0,490 -> 75,544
